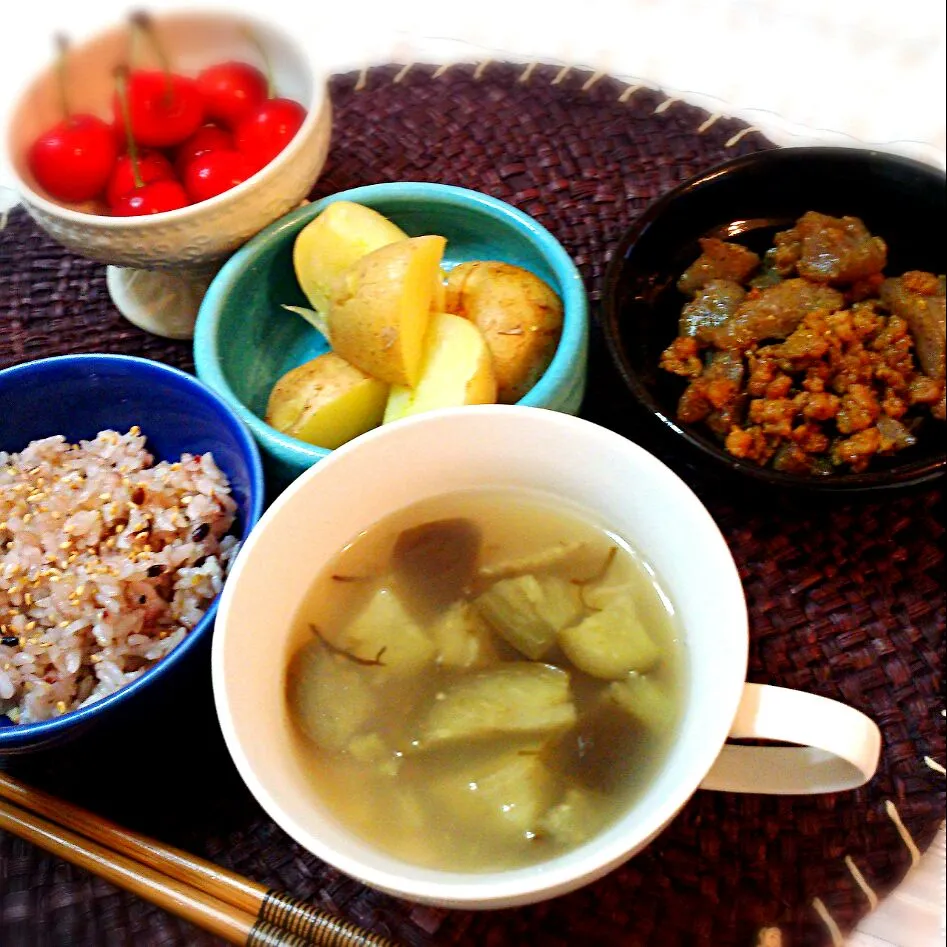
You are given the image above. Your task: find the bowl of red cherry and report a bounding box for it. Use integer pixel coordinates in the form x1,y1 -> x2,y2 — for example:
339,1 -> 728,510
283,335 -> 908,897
4,9 -> 332,339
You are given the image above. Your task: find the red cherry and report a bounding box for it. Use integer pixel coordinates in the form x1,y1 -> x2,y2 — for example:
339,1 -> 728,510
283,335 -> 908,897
113,70 -> 204,148
235,98 -> 306,171
196,61 -> 267,128
109,64 -> 190,217
173,123 -> 234,179
106,148 -> 174,209
183,149 -> 254,203
27,114 -> 117,203
112,179 -> 189,216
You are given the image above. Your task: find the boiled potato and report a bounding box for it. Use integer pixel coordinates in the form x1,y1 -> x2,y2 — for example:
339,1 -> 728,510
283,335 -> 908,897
431,270 -> 447,313
445,261 -> 564,403
329,235 -> 447,387
264,352 -> 389,449
293,201 -> 408,314
383,312 -> 497,423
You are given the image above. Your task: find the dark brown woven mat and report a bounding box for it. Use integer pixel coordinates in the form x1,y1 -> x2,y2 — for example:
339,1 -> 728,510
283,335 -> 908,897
1,62 -> 944,947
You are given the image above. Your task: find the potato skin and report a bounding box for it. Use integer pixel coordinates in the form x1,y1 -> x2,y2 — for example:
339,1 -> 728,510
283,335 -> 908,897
265,352 -> 388,449
329,235 -> 447,388
446,261 -> 564,403
293,201 -> 408,314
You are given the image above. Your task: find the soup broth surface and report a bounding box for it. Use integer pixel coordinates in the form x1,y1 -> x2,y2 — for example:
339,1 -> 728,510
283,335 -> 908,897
285,486 -> 686,871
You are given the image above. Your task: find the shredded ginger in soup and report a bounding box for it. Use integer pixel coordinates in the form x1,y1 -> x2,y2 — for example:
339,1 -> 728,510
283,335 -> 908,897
285,486 -> 686,871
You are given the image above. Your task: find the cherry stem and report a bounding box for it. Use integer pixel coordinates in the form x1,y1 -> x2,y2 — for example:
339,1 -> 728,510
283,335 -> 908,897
113,65 -> 144,190
129,10 -> 174,103
241,24 -> 275,99
54,33 -> 72,120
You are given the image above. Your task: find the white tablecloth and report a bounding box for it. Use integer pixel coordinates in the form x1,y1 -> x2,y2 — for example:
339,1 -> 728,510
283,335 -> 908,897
3,0 -> 946,185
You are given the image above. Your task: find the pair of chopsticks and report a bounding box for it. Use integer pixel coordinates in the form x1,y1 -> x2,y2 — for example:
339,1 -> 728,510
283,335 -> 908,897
0,771 -> 400,947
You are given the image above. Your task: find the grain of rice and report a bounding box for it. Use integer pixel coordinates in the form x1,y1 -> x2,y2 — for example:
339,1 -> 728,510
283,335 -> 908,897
0,428 -> 239,724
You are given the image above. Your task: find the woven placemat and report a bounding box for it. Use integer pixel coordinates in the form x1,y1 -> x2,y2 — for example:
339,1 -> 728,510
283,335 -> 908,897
1,62 -> 944,947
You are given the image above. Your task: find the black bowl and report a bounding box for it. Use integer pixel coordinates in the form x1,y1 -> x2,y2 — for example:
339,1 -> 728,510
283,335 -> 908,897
601,146 -> 946,496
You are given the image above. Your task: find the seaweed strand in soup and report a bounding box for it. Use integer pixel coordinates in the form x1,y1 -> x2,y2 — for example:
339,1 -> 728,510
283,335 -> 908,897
285,487 -> 685,872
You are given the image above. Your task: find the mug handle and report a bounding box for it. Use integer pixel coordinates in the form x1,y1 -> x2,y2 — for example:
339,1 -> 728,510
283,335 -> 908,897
699,683 -> 882,794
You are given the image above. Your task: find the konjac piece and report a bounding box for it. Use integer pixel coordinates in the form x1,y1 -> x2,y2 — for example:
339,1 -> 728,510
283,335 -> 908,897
790,211 -> 888,285
881,272 -> 946,384
709,278 -> 845,350
676,237 -> 761,296
679,279 -> 747,342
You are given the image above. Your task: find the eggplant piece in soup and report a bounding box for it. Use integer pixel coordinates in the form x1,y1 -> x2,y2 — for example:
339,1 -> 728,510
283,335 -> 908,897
414,663 -> 577,749
391,517 -> 481,615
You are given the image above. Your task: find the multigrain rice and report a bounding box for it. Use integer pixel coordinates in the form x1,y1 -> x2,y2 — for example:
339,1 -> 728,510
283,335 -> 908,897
0,428 -> 239,724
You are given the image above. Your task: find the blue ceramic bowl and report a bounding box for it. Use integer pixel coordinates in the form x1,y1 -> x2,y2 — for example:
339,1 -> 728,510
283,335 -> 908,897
193,182 -> 589,485
0,354 -> 265,754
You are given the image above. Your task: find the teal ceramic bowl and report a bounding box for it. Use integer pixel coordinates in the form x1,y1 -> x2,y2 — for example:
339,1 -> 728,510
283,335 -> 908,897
193,182 -> 589,484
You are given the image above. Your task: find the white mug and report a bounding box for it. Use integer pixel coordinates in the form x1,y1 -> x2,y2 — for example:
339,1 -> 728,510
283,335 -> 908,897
212,405 -> 880,909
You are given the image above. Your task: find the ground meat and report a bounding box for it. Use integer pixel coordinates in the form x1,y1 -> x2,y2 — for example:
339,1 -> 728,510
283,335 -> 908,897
836,384 -> 880,434
659,336 -> 703,378
792,423 -> 831,455
832,427 -> 882,471
748,397 -> 796,437
659,211 -> 945,475
676,350 -> 745,431
802,391 -> 840,421
910,374 -> 944,406
725,425 -> 775,465
677,383 -> 712,424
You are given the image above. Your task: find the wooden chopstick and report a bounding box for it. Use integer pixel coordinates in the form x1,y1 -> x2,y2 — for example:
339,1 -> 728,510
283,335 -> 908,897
0,773 -> 400,947
0,797 -> 285,945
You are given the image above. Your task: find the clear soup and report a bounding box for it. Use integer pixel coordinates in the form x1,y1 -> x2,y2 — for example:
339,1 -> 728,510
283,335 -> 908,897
285,486 -> 686,871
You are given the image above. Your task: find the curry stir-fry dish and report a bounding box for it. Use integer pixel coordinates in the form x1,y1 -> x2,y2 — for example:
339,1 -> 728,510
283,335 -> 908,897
659,211 -> 946,474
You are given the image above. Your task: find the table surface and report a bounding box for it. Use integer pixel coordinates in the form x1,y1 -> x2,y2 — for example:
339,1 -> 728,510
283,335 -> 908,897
1,2 -> 945,945
847,824 -> 945,946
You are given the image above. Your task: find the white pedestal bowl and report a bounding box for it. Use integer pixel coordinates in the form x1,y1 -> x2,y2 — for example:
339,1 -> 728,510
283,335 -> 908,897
4,10 -> 332,339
